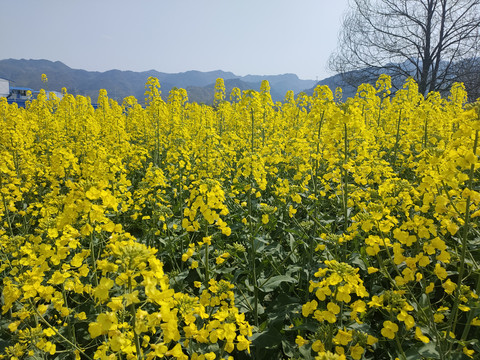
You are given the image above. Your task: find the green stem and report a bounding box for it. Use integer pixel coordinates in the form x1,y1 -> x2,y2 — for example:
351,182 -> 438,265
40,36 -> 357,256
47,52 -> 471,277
249,108 -> 258,326
248,183 -> 258,327
375,230 -> 438,333
62,285 -> 77,352
1,189 -> 15,237
235,285 -> 254,312
179,166 -> 184,271
423,115 -> 428,149
343,123 -> 349,234
31,301 -> 93,360
89,229 -> 99,288
128,276 -> 143,360
395,334 -> 407,360
251,108 -> 255,152
447,129 -> 478,351
393,110 -> 402,170
308,111 -> 325,300
461,269 -> 480,341
204,228 -> 210,287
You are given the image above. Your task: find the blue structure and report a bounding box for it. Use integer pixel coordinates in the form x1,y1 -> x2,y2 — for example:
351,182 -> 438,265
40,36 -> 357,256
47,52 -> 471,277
6,86 -> 34,107
1,78 -> 98,108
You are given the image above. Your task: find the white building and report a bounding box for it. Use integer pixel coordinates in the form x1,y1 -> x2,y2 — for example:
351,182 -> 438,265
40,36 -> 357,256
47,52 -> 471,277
0,77 -> 9,97
0,78 -> 64,104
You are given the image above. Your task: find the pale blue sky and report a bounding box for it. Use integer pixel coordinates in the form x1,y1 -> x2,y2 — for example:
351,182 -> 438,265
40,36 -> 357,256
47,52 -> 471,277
1,0 -> 349,80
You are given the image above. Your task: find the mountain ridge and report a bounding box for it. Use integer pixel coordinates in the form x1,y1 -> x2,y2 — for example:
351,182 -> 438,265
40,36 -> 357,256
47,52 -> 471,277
0,58 -> 317,104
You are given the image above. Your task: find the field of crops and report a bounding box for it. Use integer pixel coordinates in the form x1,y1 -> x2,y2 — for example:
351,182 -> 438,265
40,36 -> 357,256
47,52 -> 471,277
1,75 -> 480,360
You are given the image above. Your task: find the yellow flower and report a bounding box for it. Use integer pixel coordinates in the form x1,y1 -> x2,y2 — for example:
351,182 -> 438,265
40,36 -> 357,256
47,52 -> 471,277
93,277 -> 114,302
367,335 -> 378,345
315,243 -> 326,251
302,299 -> 318,317
379,220 -> 394,233
107,296 -> 123,311
463,347 -> 474,358
236,335 -> 250,352
289,205 -> 297,217
124,290 -> 140,306
43,328 -> 56,337
314,351 -> 346,359
415,327 -> 430,343
222,226 -> 232,236
88,322 -> 103,338
434,313 -> 445,323
327,302 -> 341,314
425,282 -> 435,294
350,344 -> 364,360
397,310 -> 415,330
205,352 -> 216,360
333,329 -> 353,346
295,335 -> 309,347
471,317 -> 480,326
442,279 -> 456,294
381,321 -> 399,339
321,309 -> 337,323
312,340 -> 325,352
291,193 -> 302,204
76,312 -> 87,320
434,263 -> 448,280
350,300 -> 366,322
166,343 -> 185,358
368,295 -> 383,308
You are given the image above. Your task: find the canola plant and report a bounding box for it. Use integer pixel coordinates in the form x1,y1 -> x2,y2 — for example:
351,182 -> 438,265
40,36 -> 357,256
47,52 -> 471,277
1,75 -> 479,360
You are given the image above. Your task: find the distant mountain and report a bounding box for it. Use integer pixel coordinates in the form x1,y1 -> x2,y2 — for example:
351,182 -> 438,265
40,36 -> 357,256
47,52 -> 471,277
304,58 -> 480,101
302,66 -> 405,100
240,73 -> 316,95
0,59 -> 316,104
304,69 -> 420,101
303,73 -> 358,100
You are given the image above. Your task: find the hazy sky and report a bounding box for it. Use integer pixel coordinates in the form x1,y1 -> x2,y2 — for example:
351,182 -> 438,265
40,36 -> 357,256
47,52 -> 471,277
1,0 -> 349,80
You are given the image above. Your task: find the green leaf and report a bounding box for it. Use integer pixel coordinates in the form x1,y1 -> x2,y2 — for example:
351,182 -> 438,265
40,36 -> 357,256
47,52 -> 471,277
253,236 -> 268,252
282,339 -> 295,357
258,274 -> 297,292
250,326 -> 283,349
404,342 -> 440,360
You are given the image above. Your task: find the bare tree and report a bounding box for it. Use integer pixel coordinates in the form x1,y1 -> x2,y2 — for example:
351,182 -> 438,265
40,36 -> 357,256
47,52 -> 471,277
329,0 -> 480,96
455,56 -> 480,100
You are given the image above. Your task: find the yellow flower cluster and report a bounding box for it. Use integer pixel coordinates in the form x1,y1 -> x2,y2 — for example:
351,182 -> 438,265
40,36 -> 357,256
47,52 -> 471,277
301,260 -> 375,359
1,75 -> 480,359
